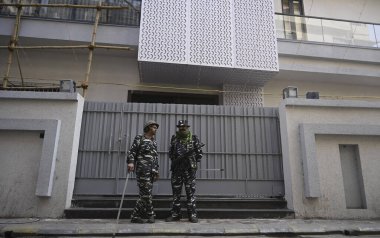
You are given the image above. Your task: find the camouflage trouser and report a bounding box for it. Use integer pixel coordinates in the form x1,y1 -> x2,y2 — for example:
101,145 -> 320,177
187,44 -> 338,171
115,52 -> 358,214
131,175 -> 154,219
170,168 -> 197,218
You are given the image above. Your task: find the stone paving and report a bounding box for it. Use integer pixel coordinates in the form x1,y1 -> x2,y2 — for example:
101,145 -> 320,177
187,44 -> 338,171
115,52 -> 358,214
0,218 -> 380,237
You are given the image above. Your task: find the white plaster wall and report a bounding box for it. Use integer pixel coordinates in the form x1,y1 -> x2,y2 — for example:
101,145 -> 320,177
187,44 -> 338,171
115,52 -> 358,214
310,135 -> 380,218
0,131 -> 43,216
279,99 -> 380,218
0,92 -> 84,217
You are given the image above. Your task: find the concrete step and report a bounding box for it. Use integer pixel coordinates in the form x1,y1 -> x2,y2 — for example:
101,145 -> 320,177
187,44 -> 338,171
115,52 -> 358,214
67,195 -> 294,219
64,207 -> 295,219
71,196 -> 287,209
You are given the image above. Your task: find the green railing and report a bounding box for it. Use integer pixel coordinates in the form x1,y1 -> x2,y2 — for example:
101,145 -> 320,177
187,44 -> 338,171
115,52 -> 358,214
275,13 -> 380,48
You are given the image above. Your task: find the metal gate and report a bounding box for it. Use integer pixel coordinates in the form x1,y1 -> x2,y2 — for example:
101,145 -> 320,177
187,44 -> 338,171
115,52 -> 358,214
74,102 -> 284,197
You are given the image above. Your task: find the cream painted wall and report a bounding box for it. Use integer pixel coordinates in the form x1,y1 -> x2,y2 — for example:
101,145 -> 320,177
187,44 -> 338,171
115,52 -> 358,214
0,48 -> 140,102
0,47 -> 221,103
2,45 -> 380,106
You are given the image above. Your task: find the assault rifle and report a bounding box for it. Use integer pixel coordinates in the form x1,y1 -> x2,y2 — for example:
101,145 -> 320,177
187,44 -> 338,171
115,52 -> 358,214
171,142 -> 205,170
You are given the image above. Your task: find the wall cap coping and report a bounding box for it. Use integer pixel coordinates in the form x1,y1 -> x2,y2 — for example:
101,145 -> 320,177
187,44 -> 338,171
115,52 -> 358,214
281,98 -> 380,109
0,91 -> 82,101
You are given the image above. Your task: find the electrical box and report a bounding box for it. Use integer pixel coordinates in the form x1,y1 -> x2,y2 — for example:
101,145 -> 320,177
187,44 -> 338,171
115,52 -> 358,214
60,80 -> 76,93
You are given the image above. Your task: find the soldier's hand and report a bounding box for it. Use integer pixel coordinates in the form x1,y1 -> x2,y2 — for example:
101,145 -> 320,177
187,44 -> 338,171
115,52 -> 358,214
153,173 -> 159,182
127,163 -> 134,171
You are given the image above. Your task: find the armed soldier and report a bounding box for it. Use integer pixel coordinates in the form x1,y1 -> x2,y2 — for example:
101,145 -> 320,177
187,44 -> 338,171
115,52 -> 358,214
127,120 -> 160,223
166,120 -> 204,223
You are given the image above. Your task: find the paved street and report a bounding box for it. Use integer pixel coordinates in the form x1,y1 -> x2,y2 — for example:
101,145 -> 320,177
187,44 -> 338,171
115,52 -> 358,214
1,218 -> 380,237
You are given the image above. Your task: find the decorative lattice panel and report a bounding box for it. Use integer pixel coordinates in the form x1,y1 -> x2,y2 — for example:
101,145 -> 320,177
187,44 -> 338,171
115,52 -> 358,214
139,0 -> 278,87
138,0 -> 187,63
234,0 -> 278,70
189,0 -> 232,66
223,84 -> 264,106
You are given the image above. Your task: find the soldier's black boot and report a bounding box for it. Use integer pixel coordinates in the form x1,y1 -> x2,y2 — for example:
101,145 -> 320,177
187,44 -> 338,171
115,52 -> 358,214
131,217 -> 146,223
189,213 -> 198,223
165,216 -> 181,222
146,215 -> 155,223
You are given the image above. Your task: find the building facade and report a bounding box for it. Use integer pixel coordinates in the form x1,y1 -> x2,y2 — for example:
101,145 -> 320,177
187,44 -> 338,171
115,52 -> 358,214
0,0 -> 379,106
1,0 -> 380,219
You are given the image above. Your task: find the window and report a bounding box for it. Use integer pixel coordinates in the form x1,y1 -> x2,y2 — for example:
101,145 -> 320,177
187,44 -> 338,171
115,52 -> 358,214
281,0 -> 307,40
282,0 -> 304,15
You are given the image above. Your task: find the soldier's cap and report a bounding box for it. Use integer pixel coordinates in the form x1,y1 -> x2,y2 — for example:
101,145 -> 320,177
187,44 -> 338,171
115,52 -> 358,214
144,120 -> 159,129
176,120 -> 190,127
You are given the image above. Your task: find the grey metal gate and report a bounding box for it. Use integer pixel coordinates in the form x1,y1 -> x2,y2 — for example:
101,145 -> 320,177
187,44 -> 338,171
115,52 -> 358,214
74,102 -> 284,197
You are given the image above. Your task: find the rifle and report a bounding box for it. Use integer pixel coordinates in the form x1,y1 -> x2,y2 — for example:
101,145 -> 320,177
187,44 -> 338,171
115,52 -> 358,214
171,142 -> 205,170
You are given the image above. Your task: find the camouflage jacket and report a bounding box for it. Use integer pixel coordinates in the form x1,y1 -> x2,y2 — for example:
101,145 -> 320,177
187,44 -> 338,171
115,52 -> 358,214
169,134 -> 203,170
127,135 -> 159,175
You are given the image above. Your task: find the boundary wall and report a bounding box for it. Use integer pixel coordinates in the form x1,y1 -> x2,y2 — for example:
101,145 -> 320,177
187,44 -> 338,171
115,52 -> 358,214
0,91 -> 84,217
279,98 -> 380,218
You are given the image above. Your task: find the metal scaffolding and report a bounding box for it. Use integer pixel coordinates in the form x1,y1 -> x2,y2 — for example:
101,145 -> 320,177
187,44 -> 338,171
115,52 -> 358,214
0,1 -> 136,96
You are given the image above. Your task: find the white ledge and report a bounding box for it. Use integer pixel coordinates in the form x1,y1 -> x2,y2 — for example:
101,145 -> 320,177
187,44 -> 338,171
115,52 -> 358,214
281,98 -> 380,109
0,91 -> 81,101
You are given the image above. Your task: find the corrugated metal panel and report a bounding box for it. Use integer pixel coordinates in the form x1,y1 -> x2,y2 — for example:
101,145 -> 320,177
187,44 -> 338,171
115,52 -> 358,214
75,102 -> 284,197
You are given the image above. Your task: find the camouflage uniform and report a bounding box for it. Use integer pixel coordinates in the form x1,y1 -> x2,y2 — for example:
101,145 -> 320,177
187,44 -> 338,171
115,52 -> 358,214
127,134 -> 159,220
169,133 -> 203,219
